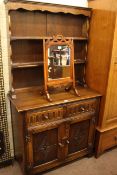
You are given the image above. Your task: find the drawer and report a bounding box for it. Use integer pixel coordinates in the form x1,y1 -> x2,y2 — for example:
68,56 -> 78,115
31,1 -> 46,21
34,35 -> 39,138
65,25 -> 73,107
101,128 -> 117,152
26,106 -> 63,126
26,98 -> 99,127
67,98 -> 98,117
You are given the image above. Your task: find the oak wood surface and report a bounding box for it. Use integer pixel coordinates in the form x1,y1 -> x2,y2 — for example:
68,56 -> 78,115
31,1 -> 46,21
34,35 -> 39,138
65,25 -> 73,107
6,1 -> 101,174
86,9 -> 116,127
7,1 -> 91,17
25,106 -> 98,174
89,0 -> 117,12
8,87 -> 100,112
11,40 -> 43,63
9,7 -> 90,90
95,127 -> 117,157
88,0 -> 117,156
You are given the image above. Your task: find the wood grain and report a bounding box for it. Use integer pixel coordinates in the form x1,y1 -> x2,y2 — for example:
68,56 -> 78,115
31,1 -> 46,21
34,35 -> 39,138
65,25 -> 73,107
88,1 -> 117,156
7,1 -> 91,17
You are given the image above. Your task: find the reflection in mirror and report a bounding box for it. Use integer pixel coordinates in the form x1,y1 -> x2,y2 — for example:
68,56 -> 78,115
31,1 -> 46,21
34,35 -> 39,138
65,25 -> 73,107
48,45 -> 71,80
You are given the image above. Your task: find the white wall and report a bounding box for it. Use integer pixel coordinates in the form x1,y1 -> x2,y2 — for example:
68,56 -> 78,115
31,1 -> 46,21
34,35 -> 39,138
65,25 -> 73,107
0,0 -> 88,157
0,2 -> 14,156
28,0 -> 88,7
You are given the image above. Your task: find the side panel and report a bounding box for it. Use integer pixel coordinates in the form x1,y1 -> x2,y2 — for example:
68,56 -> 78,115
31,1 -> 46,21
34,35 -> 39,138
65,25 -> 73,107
86,9 -> 116,127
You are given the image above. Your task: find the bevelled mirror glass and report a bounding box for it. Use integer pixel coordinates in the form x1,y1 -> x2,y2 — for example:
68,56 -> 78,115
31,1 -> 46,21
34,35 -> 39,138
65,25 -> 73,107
44,35 -> 79,102
48,45 -> 71,80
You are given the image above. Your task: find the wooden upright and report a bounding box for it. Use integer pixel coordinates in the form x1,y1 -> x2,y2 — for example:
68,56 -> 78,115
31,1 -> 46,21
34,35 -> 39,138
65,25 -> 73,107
87,0 -> 117,156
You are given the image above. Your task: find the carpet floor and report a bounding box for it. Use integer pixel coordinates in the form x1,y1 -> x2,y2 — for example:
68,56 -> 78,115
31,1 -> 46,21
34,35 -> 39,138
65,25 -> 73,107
0,148 -> 117,175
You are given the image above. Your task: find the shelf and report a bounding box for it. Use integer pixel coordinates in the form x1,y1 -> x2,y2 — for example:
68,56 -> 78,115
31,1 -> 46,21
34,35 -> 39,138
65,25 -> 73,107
10,36 -> 45,41
11,61 -> 44,68
73,37 -> 88,41
11,60 -> 86,68
74,59 -> 86,64
10,36 -> 88,41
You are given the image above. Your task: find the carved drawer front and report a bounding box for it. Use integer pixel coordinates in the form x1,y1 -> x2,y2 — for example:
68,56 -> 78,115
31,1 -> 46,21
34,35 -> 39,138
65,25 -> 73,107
67,98 -> 98,117
26,106 -> 63,126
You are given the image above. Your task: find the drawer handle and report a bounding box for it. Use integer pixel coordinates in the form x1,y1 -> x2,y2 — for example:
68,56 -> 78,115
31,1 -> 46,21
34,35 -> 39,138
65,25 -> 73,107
80,107 -> 85,112
58,143 -> 64,148
66,140 -> 70,144
44,115 -> 49,120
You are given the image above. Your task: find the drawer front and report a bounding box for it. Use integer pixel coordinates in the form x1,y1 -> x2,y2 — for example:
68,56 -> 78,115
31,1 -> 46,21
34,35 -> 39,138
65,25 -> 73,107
26,98 -> 99,127
26,106 -> 63,126
101,128 -> 117,151
67,98 -> 98,117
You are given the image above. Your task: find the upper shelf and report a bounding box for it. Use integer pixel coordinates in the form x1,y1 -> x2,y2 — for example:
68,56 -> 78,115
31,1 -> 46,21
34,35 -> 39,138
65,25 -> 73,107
11,59 -> 86,69
6,1 -> 92,17
11,61 -> 44,68
10,36 -> 88,41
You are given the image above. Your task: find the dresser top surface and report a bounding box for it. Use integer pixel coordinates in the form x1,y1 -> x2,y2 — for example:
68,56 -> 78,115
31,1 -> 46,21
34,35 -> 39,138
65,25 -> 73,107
8,87 -> 101,112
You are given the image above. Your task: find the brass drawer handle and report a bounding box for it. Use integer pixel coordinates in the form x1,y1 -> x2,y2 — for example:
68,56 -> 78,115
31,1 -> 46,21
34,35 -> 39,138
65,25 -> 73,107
44,115 -> 49,120
66,140 -> 70,144
80,107 -> 85,112
58,143 -> 64,148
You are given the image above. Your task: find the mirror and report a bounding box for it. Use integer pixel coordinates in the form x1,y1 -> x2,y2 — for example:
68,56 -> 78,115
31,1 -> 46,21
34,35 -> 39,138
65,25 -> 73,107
44,35 -> 79,102
48,45 -> 71,80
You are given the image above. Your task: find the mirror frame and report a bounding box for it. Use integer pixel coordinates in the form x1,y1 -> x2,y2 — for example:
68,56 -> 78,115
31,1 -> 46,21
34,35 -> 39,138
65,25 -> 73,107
44,35 -> 79,101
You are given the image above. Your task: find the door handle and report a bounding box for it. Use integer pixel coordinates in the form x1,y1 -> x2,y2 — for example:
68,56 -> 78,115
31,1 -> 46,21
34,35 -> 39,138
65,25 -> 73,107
66,140 -> 70,144
58,143 -> 64,148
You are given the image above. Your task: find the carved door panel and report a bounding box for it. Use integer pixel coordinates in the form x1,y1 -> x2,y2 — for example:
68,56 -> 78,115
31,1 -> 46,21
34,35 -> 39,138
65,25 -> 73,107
26,122 -> 66,172
26,109 -> 96,172
68,120 -> 89,154
67,117 -> 96,157
33,128 -> 58,166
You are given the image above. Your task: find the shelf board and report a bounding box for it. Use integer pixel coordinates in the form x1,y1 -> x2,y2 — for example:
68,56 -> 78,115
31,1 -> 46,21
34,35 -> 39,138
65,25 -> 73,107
73,37 -> 88,41
10,36 -> 45,41
74,59 -> 86,64
11,60 -> 86,68
11,61 -> 44,68
10,36 -> 88,41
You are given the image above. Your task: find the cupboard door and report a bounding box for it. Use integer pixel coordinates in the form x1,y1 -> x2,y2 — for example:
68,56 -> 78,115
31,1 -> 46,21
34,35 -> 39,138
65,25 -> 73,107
68,120 -> 89,154
67,115 -> 96,158
33,128 -> 58,166
26,122 -> 66,173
